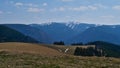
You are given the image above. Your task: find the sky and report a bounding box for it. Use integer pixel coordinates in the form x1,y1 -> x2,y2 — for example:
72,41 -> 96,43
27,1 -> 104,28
0,0 -> 120,24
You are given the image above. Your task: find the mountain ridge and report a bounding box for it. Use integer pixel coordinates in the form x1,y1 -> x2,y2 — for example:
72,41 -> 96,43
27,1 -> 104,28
1,22 -> 120,45
4,24 -> 53,44
30,22 -> 120,45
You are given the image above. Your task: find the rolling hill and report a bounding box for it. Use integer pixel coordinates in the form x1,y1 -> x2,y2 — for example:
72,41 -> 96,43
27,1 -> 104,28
86,41 -> 120,57
0,23 -> 120,57
4,24 -> 52,44
0,25 -> 38,43
0,42 -> 119,58
0,42 -> 62,56
0,42 -> 120,68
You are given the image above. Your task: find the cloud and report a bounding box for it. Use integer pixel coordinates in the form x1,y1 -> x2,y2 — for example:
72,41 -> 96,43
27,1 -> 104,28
51,7 -> 65,12
7,12 -> 12,14
0,11 -> 12,14
69,5 -> 98,11
27,8 -> 44,13
59,7 -> 65,11
43,3 -> 48,6
15,2 -> 23,7
60,0 -> 74,2
112,5 -> 120,10
26,3 -> 38,7
0,11 -> 3,14
69,6 -> 88,11
101,15 -> 114,18
69,4 -> 107,11
94,4 -> 108,9
10,1 -> 14,4
51,5 -> 98,12
14,2 -> 38,8
88,6 -> 97,10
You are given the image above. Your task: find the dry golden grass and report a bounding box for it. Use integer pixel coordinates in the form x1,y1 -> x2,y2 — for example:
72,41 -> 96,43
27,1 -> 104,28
0,42 -> 63,56
0,42 -> 120,68
48,45 -> 95,55
0,52 -> 120,68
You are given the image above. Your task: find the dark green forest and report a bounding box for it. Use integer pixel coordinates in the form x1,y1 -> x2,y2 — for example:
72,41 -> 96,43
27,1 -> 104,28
0,25 -> 38,43
86,41 -> 120,57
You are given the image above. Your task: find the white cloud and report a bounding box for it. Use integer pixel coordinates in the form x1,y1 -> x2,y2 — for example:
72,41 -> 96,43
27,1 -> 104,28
14,2 -> 38,8
7,12 -> 12,14
59,7 -> 65,11
10,1 -> 14,4
94,4 -> 108,9
15,2 -> 23,6
27,8 -> 44,13
70,6 -> 88,11
112,5 -> 120,10
43,3 -> 48,6
0,11 -> 3,14
51,5 -> 98,12
60,0 -> 74,2
52,7 -> 65,12
69,5 -> 97,11
88,6 -> 97,10
69,4 -> 107,11
0,11 -> 12,14
101,15 -> 114,18
26,3 -> 38,7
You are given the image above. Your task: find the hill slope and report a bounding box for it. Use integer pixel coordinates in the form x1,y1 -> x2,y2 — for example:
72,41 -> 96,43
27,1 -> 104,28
5,24 -> 52,44
86,41 -> 120,57
0,43 -> 120,68
0,42 -> 62,56
68,25 -> 120,45
30,23 -> 76,42
0,25 -> 38,43
2,23 -> 120,45
31,23 -> 120,45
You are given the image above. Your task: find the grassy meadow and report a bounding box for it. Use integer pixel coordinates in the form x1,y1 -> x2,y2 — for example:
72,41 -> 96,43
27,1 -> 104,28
0,42 -> 120,68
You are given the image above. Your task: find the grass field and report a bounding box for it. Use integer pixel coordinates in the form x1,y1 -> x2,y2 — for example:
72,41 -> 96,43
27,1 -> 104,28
0,42 -> 120,68
46,44 -> 95,55
0,42 -> 63,56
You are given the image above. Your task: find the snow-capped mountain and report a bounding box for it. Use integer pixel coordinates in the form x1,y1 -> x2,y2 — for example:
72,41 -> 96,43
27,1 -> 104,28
3,22 -> 120,45
30,22 -> 120,45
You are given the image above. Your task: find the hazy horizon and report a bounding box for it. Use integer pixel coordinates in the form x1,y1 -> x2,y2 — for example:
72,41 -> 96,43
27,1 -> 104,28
1,0 -> 120,25
0,21 -> 120,25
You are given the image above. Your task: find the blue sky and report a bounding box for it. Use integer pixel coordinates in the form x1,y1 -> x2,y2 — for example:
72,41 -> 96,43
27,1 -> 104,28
0,0 -> 120,24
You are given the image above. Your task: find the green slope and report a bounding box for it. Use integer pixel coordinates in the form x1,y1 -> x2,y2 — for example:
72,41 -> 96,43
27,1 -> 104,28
86,41 -> 120,57
0,25 -> 38,43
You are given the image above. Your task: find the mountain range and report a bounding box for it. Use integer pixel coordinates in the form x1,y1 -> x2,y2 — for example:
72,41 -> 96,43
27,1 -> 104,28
1,22 -> 120,45
30,22 -> 120,45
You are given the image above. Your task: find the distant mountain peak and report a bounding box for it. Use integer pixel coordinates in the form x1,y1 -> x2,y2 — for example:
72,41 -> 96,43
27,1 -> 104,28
65,23 -> 76,29
112,26 -> 116,28
3,22 -> 120,45
95,24 -> 103,27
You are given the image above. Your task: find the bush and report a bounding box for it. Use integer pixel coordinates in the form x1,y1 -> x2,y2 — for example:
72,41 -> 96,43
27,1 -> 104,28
71,42 -> 83,45
53,41 -> 64,45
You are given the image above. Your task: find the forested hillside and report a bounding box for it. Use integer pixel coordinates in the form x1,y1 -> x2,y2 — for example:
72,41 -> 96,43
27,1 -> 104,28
0,25 -> 38,43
